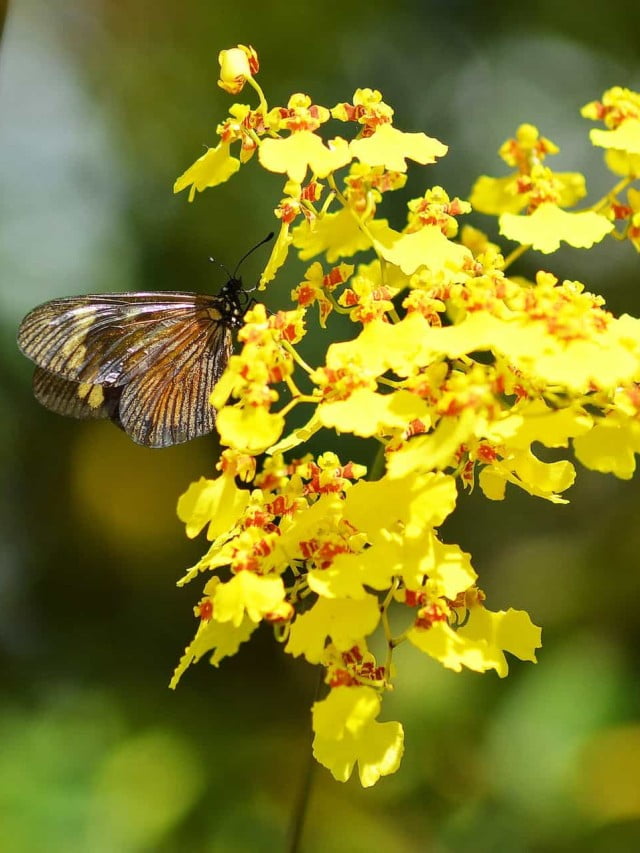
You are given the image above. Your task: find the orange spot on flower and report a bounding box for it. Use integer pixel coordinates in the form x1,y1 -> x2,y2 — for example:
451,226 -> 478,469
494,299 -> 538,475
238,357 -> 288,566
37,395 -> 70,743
197,599 -> 214,622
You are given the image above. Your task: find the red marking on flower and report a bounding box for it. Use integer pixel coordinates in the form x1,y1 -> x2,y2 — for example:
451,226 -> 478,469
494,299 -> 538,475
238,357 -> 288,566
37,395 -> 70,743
405,589 -> 428,608
307,475 -> 342,494
516,175 -> 533,194
625,384 -> 640,409
359,662 -> 386,681
281,322 -> 299,342
257,473 -> 281,491
246,51 -> 259,76
316,540 -> 350,569
266,495 -> 297,518
372,285 -> 393,301
415,602 -> 448,629
612,203 -> 633,219
301,460 -> 361,494
341,289 -> 359,306
244,509 -> 270,528
448,587 -> 486,609
233,555 -> 261,571
342,646 -> 364,665
301,180 -> 322,202
373,170 -> 404,192
292,284 -> 316,306
409,378 -> 438,402
317,367 -> 371,401
591,102 -> 607,120
461,459 -> 475,487
341,462 -> 361,480
323,266 -> 348,289
267,362 -> 287,383
264,604 -> 294,623
337,102 -> 359,122
440,398 -> 466,417
299,538 -> 319,560
278,104 -> 325,132
513,384 -> 528,400
329,669 -> 358,687
476,443 -> 497,463
197,599 -> 214,621
279,201 -> 299,225
254,538 -> 274,558
406,418 -> 427,438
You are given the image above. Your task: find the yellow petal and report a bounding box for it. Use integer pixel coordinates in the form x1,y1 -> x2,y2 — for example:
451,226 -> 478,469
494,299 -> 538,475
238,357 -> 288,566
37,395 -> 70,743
499,203 -> 613,253
458,606 -> 542,666
573,416 -> 640,480
373,223 -> 471,279
351,124 -> 447,171
174,143 -> 241,200
214,572 -> 285,627
386,411 -> 476,477
344,472 -> 457,542
408,621 -> 507,675
259,132 -> 351,184
470,175 -> 526,216
216,406 -> 285,454
590,118 -> 640,155
285,594 -> 380,663
170,614 -> 257,688
292,209 -> 389,262
318,388 -> 430,438
259,222 -> 292,287
312,686 -> 404,787
177,474 -> 250,540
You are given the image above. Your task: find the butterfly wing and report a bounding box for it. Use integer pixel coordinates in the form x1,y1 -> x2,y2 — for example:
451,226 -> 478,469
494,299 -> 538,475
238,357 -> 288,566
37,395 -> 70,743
32,367 -> 123,422
17,292 -> 224,385
119,320 -> 232,447
18,292 -> 233,447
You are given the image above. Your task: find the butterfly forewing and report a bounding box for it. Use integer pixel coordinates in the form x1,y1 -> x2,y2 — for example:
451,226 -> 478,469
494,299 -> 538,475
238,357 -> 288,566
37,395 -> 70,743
18,290 -> 238,447
18,293 -> 226,386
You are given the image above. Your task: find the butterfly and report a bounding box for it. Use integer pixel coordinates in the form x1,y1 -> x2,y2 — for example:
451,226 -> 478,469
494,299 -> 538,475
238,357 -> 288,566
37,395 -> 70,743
17,234 -> 273,448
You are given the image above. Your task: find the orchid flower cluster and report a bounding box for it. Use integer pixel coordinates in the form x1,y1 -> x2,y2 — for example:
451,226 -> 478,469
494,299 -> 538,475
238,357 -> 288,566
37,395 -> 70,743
171,45 -> 640,786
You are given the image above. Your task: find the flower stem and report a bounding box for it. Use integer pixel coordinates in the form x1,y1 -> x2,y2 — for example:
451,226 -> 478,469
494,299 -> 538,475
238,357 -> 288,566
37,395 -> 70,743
591,176 -> 634,213
503,243 -> 531,270
287,668 -> 324,853
368,441 -> 387,481
247,76 -> 269,117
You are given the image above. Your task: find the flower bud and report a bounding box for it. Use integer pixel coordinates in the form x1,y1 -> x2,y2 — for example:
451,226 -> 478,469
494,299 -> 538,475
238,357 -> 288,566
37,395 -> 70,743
218,45 -> 258,94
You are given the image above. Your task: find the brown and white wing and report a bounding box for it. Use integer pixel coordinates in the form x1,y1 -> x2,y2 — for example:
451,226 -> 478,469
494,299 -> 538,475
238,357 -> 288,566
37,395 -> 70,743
118,321 -> 233,447
32,367 -> 122,422
17,292 -> 222,386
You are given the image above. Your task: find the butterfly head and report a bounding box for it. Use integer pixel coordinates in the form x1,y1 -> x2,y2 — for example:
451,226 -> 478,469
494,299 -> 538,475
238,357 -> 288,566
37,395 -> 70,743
218,275 -> 254,329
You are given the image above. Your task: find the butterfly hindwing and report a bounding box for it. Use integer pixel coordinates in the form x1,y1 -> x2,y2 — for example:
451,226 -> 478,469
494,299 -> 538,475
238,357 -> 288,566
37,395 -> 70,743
32,367 -> 123,422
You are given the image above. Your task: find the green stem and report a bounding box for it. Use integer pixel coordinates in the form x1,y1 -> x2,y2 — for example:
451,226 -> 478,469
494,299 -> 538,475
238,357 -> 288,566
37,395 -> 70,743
287,668 -> 324,853
247,75 -> 269,117
503,243 -> 531,270
591,176 -> 634,213
368,441 -> 387,481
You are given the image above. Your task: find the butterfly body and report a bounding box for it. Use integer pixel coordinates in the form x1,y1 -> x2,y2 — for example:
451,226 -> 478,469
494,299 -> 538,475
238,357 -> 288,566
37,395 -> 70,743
17,276 -> 249,448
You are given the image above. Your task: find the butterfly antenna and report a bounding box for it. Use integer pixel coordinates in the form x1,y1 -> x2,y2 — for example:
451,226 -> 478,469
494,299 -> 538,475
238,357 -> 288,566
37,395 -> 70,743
232,232 -> 274,278
208,256 -> 233,278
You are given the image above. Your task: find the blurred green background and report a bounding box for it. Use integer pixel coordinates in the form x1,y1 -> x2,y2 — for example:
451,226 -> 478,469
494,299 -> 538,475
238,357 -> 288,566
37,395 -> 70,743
2,1 -> 640,850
